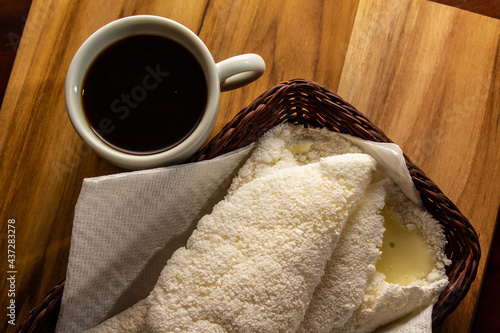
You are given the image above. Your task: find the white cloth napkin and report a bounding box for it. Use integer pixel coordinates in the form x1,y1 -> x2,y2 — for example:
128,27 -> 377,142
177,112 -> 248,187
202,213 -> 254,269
375,304 -> 433,333
55,134 -> 432,333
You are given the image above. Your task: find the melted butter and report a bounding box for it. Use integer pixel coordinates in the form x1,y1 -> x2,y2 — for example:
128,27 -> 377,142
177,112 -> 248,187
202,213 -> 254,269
286,141 -> 313,155
375,207 -> 435,286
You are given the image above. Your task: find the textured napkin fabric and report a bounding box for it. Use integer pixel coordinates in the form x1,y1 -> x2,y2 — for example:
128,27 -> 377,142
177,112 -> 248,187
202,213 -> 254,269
56,134 -> 432,333
375,304 -> 433,333
56,147 -> 254,332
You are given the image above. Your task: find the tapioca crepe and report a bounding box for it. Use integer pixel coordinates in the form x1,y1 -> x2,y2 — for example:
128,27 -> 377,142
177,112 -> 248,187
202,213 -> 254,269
86,124 -> 449,333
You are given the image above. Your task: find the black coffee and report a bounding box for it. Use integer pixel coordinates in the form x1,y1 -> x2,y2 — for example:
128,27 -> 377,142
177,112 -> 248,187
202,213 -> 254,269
81,35 -> 207,154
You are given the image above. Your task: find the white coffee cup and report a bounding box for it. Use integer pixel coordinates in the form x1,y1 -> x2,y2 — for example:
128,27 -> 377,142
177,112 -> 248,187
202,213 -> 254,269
65,15 -> 265,170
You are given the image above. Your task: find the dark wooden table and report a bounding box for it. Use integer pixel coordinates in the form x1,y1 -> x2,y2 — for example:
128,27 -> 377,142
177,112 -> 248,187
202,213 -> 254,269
1,0 -> 499,332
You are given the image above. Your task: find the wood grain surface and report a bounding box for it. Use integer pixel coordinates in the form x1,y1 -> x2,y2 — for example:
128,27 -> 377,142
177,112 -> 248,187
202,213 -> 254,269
0,0 -> 499,332
337,2 -> 500,332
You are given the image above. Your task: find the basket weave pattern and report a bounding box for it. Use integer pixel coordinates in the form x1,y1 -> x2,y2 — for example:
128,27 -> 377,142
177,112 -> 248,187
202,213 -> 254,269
18,79 -> 480,332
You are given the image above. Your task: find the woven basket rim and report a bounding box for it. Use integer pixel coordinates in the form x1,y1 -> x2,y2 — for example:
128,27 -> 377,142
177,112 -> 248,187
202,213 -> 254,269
17,78 -> 480,332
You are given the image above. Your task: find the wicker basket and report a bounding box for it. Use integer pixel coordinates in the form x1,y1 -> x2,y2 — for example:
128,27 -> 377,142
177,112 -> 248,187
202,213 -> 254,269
17,79 -> 480,332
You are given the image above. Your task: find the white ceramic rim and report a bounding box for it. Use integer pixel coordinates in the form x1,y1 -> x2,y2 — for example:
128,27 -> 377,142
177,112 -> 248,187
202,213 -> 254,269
65,15 -> 220,169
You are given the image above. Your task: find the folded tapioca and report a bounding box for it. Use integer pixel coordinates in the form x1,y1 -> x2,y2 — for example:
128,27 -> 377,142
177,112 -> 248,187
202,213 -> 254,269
332,181 -> 450,333
146,153 -> 376,332
227,125 -> 450,332
87,150 -> 376,332
298,179 -> 388,332
227,123 -> 363,194
86,124 -> 449,333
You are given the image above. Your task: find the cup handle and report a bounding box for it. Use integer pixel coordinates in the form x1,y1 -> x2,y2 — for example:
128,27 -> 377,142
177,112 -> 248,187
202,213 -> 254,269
216,54 -> 266,92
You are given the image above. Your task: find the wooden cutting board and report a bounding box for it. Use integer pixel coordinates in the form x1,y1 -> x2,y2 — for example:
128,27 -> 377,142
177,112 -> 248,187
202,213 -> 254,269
0,0 -> 499,332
